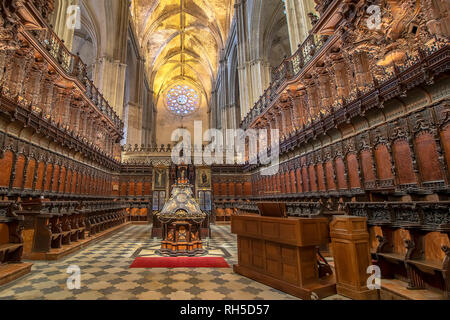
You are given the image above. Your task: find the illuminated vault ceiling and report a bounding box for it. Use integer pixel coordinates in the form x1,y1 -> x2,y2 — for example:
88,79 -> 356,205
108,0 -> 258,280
130,0 -> 235,104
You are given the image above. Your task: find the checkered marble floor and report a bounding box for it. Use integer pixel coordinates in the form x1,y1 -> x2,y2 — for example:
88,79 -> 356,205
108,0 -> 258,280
0,224 -> 347,300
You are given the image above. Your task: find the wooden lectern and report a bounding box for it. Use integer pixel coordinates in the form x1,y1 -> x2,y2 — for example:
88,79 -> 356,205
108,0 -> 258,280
330,216 -> 379,300
231,214 -> 336,300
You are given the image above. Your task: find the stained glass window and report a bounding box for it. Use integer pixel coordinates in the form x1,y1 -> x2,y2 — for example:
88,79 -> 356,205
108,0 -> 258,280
165,85 -> 200,115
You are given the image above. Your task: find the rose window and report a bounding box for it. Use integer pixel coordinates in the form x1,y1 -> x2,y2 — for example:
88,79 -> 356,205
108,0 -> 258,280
165,85 -> 200,115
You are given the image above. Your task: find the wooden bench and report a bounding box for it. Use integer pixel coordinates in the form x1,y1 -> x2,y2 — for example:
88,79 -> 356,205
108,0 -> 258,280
0,202 -> 24,264
405,242 -> 450,299
19,200 -> 85,252
374,228 -> 450,299
87,215 -> 102,236
83,201 -> 127,236
374,229 -> 410,281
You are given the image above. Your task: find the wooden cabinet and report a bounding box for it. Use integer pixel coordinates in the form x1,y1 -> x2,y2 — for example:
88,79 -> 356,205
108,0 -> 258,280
231,215 -> 336,300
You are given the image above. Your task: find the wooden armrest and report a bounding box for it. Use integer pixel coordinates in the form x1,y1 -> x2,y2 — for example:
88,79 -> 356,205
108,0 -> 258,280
377,252 -> 405,262
0,243 -> 22,252
408,259 -> 445,273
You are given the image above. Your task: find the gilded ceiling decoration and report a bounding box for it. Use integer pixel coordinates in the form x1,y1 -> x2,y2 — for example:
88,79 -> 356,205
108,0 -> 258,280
130,0 -> 235,105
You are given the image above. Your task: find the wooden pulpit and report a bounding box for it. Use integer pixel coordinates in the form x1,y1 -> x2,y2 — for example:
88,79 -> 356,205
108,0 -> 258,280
231,214 -> 336,300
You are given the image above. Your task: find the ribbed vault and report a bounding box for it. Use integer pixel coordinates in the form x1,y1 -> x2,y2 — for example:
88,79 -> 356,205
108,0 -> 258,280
130,0 -> 234,105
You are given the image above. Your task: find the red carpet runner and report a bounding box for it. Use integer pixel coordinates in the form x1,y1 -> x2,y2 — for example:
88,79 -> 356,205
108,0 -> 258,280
129,257 -> 230,268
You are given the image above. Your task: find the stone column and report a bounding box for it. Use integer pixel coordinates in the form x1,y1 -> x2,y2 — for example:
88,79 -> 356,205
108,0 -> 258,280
235,0 -> 252,118
126,102 -> 143,147
283,0 -> 317,54
93,57 -> 127,119
50,0 -> 79,51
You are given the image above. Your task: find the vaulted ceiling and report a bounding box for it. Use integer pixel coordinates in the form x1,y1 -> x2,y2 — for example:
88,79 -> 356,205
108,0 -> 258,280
130,0 -> 234,103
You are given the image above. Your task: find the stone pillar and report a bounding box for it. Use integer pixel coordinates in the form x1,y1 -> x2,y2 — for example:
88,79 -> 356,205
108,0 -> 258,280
284,0 -> 317,54
93,57 -> 127,119
235,0 -> 252,118
126,102 -> 142,146
50,0 -> 79,51
330,216 -> 379,300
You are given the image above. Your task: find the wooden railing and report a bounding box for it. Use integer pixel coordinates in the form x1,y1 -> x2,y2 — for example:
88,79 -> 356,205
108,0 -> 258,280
241,33 -> 331,129
241,40 -> 449,170
27,22 -> 122,132
241,31 -> 447,131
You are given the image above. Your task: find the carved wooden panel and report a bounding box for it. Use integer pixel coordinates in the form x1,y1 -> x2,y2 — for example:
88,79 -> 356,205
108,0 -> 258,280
136,182 -> 143,196
360,150 -> 376,183
71,171 -> 77,193
280,173 -> 286,193
325,162 -> 336,191
13,155 -> 25,189
296,168 -> 302,193
415,133 -> 444,182
220,182 -> 227,195
392,140 -> 416,185
129,182 -> 135,195
347,154 -> 361,189
0,224 -> 9,245
120,181 -> 127,196
441,126 -> 450,172
316,163 -> 326,191
392,229 -> 411,255
335,158 -> 347,190
24,159 -> 36,190
51,164 -> 60,192
290,171 -> 297,193
35,162 -> 45,191
0,151 -> 13,187
374,145 -> 393,180
239,237 -> 252,266
244,182 -> 252,195
235,182 -> 243,196
369,226 -> 383,251
44,164 -> 53,191
144,182 -> 152,195
285,172 -> 291,193
302,167 -> 309,192
424,232 -> 450,262
229,182 -> 236,196
58,167 -> 66,193
308,165 -> 317,192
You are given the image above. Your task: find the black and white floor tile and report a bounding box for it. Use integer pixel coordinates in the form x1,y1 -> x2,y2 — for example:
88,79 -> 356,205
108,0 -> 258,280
0,225 -> 347,300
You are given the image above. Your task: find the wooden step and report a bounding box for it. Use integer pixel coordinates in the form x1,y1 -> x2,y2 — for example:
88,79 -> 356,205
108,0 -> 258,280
380,279 -> 446,300
0,263 -> 33,286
